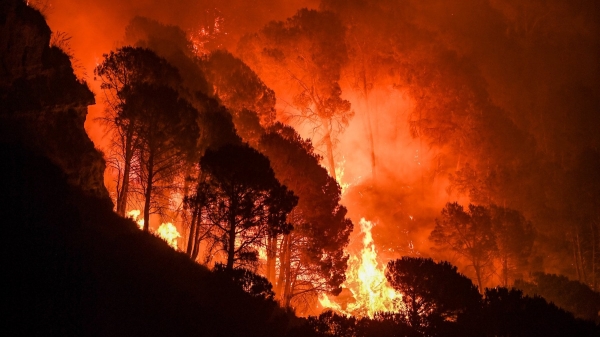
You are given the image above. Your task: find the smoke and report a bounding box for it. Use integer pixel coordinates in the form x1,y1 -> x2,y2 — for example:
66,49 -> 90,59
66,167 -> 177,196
43,0 -> 600,289
44,0 -> 318,189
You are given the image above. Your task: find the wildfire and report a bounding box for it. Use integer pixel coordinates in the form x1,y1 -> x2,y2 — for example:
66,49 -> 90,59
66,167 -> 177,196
126,209 -> 181,250
126,209 -> 144,230
188,9 -> 224,56
319,218 -> 402,318
156,222 -> 181,250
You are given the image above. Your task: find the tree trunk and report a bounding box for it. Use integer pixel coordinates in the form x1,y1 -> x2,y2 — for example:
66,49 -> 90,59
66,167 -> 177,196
283,234 -> 292,308
276,234 -> 289,303
226,198 -> 237,271
575,228 -> 587,283
186,205 -> 199,258
142,150 -> 154,232
361,74 -> 376,183
502,254 -> 509,287
322,118 -> 337,181
266,233 -> 277,284
116,122 -> 135,216
473,262 -> 484,292
572,234 -> 582,282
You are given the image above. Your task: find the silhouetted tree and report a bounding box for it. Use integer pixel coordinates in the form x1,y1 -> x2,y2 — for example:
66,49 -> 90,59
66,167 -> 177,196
430,202 -> 497,290
126,83 -> 199,231
386,257 -> 481,333
94,47 -> 182,216
213,263 -> 275,301
514,272 -> 600,323
201,50 -> 276,129
479,287 -> 599,337
259,123 -> 352,308
490,205 -> 535,286
124,16 -> 211,96
194,143 -> 297,270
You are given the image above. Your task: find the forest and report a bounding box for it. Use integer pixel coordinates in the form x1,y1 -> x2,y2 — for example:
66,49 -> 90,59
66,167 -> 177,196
2,0 -> 599,335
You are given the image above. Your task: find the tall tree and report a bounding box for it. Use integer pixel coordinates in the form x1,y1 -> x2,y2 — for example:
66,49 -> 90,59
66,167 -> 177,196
258,123 -> 352,308
238,9 -> 353,179
194,143 -> 297,271
489,205 -> 535,287
430,202 -> 497,290
94,47 -> 181,216
385,257 -> 481,332
127,83 -> 199,232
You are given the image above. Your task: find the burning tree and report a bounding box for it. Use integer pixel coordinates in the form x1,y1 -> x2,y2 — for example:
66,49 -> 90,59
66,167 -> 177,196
238,9 -> 353,180
189,143 -> 297,271
258,123 -> 353,308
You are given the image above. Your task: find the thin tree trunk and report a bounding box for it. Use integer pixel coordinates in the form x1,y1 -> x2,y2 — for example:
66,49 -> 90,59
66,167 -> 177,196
360,69 -> 376,183
116,122 -> 135,216
276,234 -> 288,298
324,137 -> 336,181
474,262 -> 483,292
283,234 -> 292,308
573,234 -> 582,282
575,228 -> 587,283
186,205 -> 199,257
502,254 -> 509,287
266,233 -> 277,284
322,120 -> 337,181
226,197 -> 237,271
143,150 -> 154,233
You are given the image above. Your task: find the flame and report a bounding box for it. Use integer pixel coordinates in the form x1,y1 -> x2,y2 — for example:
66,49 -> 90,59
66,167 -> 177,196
126,209 -> 144,230
188,10 -> 224,56
156,222 -> 181,250
126,209 -> 181,250
335,156 -> 355,195
320,218 -> 402,317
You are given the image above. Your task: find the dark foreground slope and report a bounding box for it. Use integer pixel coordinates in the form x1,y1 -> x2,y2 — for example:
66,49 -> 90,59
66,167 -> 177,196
1,143 -> 296,336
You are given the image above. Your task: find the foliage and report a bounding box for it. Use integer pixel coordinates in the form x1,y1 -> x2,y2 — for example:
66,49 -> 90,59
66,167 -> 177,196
489,205 -> 535,286
200,49 -> 276,129
258,123 -> 353,307
478,287 -> 599,337
430,202 -> 497,290
125,82 -> 199,231
514,272 -> 600,323
94,46 -> 183,216
386,257 -> 481,333
191,143 -> 297,270
213,263 -> 275,301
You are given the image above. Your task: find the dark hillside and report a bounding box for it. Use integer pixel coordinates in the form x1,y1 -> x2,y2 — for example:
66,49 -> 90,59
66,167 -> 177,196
1,143 -> 295,336
1,1 -> 297,335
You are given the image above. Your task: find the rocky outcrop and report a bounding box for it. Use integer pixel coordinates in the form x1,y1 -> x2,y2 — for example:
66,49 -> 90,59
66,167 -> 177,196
1,0 -> 109,201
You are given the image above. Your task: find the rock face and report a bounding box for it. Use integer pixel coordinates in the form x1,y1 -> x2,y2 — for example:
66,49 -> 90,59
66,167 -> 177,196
1,0 -> 109,200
